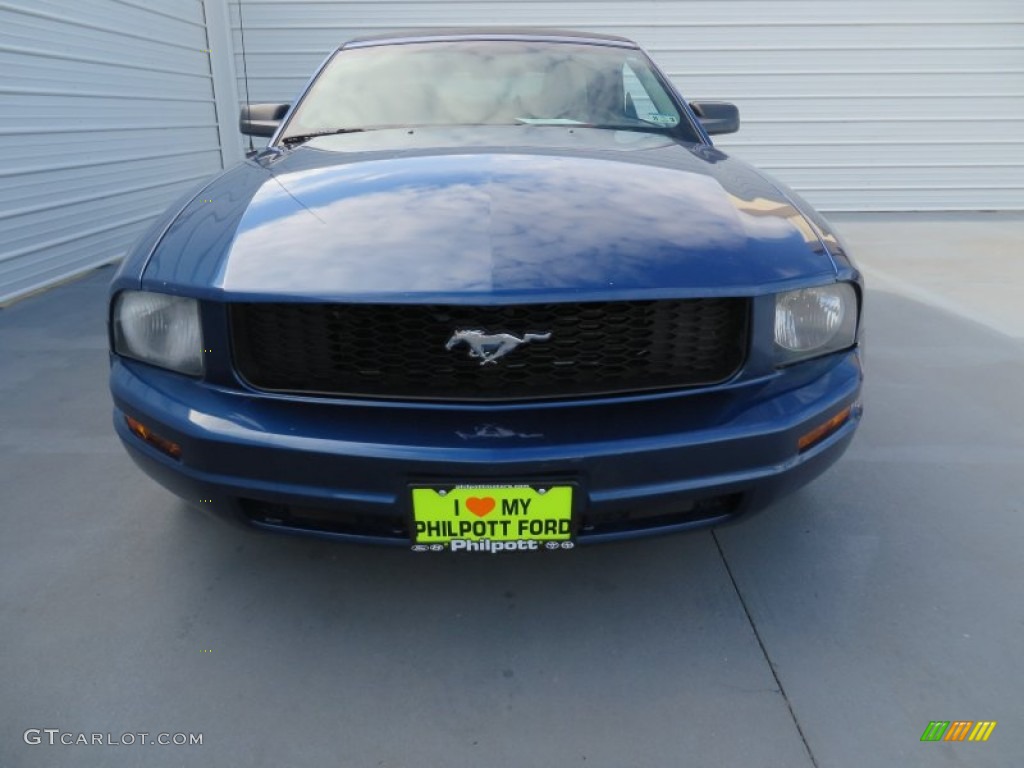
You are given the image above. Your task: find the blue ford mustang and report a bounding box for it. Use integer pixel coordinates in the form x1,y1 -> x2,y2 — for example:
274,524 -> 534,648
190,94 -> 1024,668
109,29 -> 863,550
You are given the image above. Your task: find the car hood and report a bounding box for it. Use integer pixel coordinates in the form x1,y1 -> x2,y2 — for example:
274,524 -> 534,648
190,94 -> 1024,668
144,127 -> 837,301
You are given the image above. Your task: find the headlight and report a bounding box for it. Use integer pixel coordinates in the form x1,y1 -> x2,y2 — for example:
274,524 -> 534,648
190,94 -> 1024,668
113,291 -> 203,375
774,283 -> 858,364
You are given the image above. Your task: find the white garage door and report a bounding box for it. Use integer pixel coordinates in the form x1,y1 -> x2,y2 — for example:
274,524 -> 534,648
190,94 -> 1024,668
0,0 -> 240,304
228,0 -> 1023,211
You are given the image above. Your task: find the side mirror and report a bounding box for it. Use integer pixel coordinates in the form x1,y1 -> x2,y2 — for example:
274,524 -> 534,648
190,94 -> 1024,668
689,101 -> 739,136
239,103 -> 290,137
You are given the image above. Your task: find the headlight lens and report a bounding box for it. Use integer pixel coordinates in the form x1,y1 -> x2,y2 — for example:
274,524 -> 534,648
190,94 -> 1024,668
113,291 -> 203,375
774,283 -> 858,364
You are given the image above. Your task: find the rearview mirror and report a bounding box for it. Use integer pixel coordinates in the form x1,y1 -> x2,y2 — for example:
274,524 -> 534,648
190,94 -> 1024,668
689,101 -> 739,136
239,103 -> 290,137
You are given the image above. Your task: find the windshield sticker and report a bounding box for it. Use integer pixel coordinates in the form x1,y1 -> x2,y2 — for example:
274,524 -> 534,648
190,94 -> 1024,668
646,113 -> 679,126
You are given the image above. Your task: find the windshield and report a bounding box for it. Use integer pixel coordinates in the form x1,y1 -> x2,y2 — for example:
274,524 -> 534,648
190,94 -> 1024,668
279,40 -> 696,141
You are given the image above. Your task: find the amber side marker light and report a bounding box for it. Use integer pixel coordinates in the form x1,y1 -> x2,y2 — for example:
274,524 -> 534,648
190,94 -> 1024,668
798,405 -> 853,453
125,415 -> 182,459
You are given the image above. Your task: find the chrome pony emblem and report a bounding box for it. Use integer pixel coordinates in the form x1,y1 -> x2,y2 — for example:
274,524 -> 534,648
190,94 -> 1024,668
445,329 -> 552,365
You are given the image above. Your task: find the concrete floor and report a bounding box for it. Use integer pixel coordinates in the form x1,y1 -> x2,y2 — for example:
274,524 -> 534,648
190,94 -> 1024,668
2,214 -> 1022,767
832,212 -> 1024,339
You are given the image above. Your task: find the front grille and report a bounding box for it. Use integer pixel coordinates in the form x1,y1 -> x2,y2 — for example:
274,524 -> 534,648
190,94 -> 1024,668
230,299 -> 749,401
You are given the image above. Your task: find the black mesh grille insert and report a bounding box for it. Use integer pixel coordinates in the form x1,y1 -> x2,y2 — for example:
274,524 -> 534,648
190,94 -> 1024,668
230,299 -> 749,401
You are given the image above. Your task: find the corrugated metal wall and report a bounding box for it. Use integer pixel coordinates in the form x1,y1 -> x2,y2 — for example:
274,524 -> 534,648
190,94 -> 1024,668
227,0 -> 1024,211
0,0 -> 235,303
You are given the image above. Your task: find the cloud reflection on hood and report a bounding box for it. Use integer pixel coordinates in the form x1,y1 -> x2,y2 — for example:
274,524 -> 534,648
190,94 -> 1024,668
223,150 -> 830,298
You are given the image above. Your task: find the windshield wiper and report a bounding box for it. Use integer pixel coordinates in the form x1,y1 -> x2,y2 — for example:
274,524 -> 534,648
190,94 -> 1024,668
583,123 -> 673,135
279,128 -> 367,147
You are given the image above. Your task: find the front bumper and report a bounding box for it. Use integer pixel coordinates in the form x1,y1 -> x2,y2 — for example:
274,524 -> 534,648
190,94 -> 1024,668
111,350 -> 862,545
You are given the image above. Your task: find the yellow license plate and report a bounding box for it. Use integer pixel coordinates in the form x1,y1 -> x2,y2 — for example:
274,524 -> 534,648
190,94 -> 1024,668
410,484 -> 574,552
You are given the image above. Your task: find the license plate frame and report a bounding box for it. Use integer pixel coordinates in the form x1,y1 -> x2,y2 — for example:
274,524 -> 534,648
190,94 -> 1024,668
408,482 -> 578,552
